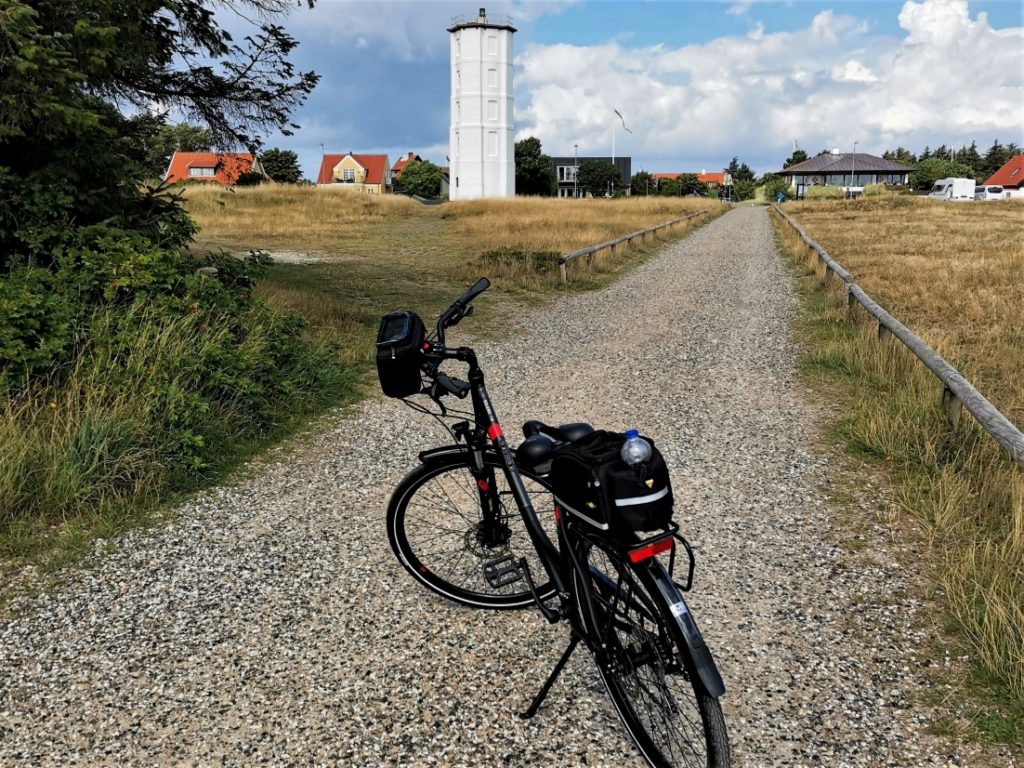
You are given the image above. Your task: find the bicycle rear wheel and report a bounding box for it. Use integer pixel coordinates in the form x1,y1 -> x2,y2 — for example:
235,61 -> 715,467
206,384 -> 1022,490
387,452 -> 558,609
573,534 -> 729,767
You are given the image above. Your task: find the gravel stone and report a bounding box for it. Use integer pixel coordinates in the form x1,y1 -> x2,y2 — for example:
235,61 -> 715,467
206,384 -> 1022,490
0,207 -> 1015,767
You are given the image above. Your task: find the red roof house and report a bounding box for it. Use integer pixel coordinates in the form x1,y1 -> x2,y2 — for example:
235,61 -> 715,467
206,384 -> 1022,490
649,171 -> 732,189
164,152 -> 261,185
983,155 -> 1024,195
392,152 -> 422,181
316,153 -> 391,193
696,172 -> 727,187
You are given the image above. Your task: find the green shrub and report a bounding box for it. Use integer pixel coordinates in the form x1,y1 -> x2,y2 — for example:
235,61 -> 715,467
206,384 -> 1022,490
804,185 -> 843,200
480,246 -> 560,275
864,183 -> 888,197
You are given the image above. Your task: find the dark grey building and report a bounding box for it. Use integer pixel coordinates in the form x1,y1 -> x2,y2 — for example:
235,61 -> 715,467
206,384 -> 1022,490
778,152 -> 913,198
549,156 -> 632,198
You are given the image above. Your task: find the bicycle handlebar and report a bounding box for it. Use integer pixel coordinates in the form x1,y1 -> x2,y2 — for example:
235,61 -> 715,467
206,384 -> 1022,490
455,277 -> 490,309
434,372 -> 471,399
436,277 -> 490,342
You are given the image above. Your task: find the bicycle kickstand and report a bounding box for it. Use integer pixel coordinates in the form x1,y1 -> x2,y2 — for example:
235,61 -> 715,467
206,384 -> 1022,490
519,633 -> 581,719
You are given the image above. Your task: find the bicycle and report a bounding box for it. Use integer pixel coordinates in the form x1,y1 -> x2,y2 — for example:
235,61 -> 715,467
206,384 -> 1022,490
379,278 -> 730,767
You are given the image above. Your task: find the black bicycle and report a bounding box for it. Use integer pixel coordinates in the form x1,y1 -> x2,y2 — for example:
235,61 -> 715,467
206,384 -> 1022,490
379,278 -> 729,767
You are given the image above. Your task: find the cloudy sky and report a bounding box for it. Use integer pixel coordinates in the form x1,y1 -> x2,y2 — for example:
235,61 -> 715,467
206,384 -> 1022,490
251,0 -> 1023,178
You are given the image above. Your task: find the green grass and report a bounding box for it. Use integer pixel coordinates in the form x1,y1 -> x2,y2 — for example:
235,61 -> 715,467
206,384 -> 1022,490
1,299 -> 357,607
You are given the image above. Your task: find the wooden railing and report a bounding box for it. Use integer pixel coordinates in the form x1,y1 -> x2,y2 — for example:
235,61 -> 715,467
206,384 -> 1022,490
772,204 -> 1024,469
558,210 -> 710,283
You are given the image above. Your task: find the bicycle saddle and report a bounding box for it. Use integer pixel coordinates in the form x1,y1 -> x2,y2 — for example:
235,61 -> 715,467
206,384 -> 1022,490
516,421 -> 594,475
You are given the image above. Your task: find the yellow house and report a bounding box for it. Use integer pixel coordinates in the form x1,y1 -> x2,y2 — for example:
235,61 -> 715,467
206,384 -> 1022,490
316,153 -> 391,194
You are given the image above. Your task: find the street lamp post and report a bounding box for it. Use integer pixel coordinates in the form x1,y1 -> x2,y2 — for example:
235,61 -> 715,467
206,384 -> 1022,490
573,143 -> 578,199
851,140 -> 858,198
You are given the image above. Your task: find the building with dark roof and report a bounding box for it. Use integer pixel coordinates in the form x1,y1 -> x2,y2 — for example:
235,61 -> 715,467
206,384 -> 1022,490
778,152 -> 913,198
549,156 -> 631,197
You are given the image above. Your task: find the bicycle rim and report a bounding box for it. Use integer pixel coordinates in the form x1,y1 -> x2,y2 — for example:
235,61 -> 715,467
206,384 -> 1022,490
575,535 -> 728,767
387,455 -> 558,609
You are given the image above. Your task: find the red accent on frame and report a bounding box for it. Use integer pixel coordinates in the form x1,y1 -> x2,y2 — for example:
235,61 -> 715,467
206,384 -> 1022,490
554,504 -> 561,524
628,536 -> 673,564
477,479 -> 489,491
487,423 -> 504,440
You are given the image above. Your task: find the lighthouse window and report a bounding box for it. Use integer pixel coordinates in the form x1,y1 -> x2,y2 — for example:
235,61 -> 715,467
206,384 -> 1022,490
487,100 -> 497,121
487,35 -> 497,55
487,69 -> 497,88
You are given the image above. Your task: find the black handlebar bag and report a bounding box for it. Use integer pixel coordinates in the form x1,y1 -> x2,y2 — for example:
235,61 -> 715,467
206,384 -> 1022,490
549,430 -> 674,534
376,311 -> 426,398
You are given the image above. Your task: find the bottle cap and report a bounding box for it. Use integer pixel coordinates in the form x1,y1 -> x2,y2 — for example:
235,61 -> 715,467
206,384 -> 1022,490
624,429 -> 639,439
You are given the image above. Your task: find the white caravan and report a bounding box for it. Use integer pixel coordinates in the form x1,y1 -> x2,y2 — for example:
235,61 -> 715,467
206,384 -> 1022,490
928,178 -> 975,200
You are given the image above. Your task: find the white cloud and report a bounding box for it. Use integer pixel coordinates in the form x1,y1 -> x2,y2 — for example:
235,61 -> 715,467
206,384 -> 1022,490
288,1 -> 574,61
514,0 -> 1024,171
832,60 -> 878,83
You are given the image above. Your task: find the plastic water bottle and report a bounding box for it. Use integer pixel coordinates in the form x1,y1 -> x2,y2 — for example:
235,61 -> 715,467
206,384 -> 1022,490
621,429 -> 652,465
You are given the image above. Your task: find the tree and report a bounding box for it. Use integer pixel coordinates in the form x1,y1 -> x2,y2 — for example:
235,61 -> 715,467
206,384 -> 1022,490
656,178 -> 680,197
514,137 -> 555,196
783,149 -> 808,168
910,157 -> 975,190
760,173 -> 793,201
396,160 -> 442,198
143,123 -> 214,178
260,148 -> 302,183
577,160 -> 621,197
677,174 -> 709,197
725,157 -> 755,183
631,171 -> 654,196
0,0 -> 319,266
732,179 -> 757,202
883,147 -> 917,166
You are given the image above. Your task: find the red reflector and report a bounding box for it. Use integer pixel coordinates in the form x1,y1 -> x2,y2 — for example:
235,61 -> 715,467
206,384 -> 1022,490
487,423 -> 504,440
628,536 -> 673,563
477,479 -> 489,491
422,343 -> 430,350
554,504 -> 561,524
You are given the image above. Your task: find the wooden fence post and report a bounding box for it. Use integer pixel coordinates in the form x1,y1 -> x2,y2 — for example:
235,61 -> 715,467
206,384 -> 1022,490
942,386 -> 962,426
878,323 -> 892,343
559,261 -> 567,283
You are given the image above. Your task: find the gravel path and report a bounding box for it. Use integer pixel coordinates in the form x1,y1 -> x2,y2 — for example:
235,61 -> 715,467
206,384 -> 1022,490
0,207 -> 1013,767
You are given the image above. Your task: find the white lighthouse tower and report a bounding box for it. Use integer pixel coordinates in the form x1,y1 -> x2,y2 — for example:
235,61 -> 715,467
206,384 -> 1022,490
448,8 -> 516,200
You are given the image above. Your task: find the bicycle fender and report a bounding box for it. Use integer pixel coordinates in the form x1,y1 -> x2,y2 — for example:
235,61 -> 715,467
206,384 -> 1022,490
417,445 -> 471,464
652,571 -> 726,698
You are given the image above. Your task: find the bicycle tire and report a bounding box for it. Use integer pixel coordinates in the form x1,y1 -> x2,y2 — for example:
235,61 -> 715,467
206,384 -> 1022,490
387,453 -> 558,609
572,533 -> 729,768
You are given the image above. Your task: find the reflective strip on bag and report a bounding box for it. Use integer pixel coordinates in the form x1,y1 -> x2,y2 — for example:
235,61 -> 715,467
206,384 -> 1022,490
613,486 -> 669,507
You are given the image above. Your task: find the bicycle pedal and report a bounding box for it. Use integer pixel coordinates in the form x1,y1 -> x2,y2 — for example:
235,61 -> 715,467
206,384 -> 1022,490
482,554 -> 522,588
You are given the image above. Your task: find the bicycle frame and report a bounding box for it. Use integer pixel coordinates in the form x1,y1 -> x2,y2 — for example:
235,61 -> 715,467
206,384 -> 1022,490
421,283 -> 725,700
432,344 -> 569,599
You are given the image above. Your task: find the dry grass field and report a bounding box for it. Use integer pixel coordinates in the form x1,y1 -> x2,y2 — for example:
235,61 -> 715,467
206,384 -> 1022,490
783,197 -> 1023,423
773,196 -> 1024,741
184,186 -> 722,375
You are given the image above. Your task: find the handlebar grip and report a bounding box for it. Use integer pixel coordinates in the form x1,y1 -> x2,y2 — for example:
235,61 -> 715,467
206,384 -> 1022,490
454,277 -> 490,307
435,373 -> 471,399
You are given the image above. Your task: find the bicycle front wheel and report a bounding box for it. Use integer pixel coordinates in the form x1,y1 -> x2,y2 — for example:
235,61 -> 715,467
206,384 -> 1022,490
573,534 -> 729,768
387,453 -> 558,609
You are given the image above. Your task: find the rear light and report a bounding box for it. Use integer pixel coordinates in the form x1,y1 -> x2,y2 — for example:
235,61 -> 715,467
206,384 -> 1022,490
628,536 -> 673,563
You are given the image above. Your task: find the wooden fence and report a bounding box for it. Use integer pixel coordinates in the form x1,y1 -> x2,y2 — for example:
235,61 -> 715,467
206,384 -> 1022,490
558,210 -> 710,283
772,204 -> 1024,469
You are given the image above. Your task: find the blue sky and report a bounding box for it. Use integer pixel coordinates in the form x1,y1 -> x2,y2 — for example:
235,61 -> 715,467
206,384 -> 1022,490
245,0 -> 1024,178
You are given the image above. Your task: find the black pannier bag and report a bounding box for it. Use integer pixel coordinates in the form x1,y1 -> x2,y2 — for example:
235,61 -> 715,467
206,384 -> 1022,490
549,430 -> 674,534
376,311 -> 426,398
